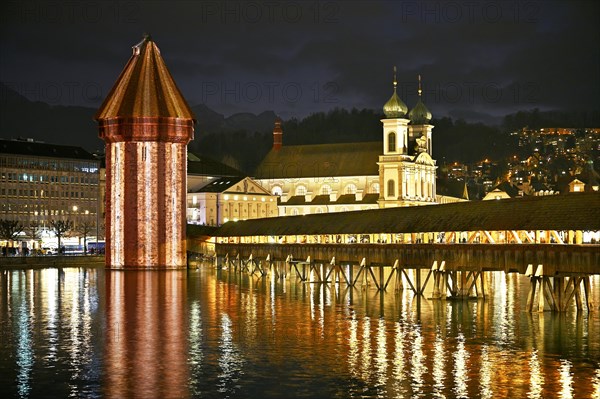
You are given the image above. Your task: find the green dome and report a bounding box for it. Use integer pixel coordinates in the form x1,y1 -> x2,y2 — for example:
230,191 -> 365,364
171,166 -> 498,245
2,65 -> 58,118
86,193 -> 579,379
383,89 -> 408,118
409,98 -> 432,124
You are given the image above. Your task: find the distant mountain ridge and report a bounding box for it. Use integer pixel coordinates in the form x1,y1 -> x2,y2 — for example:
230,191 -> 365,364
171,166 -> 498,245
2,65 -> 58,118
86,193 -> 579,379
2,82 -> 598,175
0,82 -> 278,153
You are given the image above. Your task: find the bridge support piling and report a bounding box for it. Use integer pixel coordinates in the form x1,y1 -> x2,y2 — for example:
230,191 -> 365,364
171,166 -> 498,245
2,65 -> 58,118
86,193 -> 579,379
431,261 -> 441,299
525,264 -> 595,312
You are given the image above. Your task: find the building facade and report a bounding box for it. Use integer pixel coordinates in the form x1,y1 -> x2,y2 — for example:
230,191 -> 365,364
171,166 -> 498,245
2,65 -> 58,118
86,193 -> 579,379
187,176 -> 278,226
0,138 -> 101,251
254,73 -> 439,216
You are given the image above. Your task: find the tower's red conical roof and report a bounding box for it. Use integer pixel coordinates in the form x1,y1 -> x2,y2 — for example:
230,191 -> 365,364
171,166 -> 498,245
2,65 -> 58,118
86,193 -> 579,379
95,36 -> 195,121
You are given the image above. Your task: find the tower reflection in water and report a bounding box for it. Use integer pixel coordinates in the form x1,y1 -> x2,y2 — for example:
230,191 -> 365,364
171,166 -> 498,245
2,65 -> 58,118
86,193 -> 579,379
1,268 -> 599,398
104,271 -> 188,399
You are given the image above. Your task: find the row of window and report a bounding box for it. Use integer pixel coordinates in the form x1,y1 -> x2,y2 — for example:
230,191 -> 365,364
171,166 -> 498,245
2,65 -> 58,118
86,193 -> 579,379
386,179 -> 434,198
1,206 -> 97,215
1,188 -> 97,199
0,157 -> 99,173
273,183 -> 381,197
1,172 -> 99,184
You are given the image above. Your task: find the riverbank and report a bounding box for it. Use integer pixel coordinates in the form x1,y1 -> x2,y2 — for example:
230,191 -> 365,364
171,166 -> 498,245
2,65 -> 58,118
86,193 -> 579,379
0,255 -> 105,269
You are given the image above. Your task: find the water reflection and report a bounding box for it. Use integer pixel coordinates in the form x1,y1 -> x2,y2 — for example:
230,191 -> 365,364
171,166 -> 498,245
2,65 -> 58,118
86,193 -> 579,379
432,329 -> 446,398
528,349 -> 543,399
14,272 -> 33,398
1,267 -> 599,398
452,332 -> 469,398
559,359 -> 574,399
104,270 -> 188,399
217,314 -> 244,395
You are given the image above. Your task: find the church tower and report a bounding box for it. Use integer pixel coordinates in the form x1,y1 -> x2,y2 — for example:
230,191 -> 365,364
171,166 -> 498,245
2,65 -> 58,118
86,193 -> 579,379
95,36 -> 195,269
408,75 -> 433,156
378,70 -> 436,208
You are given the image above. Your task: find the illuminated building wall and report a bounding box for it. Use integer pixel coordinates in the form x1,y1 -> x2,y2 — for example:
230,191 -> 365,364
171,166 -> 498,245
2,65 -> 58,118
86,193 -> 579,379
0,139 -> 101,249
96,36 -> 195,268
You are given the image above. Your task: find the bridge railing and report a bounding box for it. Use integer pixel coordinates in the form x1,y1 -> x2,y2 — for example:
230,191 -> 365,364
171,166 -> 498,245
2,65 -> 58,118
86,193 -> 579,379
214,242 -> 600,275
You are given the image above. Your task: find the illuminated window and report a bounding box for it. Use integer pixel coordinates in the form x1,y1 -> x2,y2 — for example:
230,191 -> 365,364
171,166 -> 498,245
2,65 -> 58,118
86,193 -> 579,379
370,182 -> 380,194
321,184 -> 332,195
345,184 -> 357,194
295,185 -> 307,196
272,186 -> 282,196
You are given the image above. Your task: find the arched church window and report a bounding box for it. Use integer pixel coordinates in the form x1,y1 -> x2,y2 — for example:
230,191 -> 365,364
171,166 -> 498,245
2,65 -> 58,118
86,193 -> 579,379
388,132 -> 396,152
271,186 -> 282,196
295,185 -> 307,196
387,179 -> 395,198
321,184 -> 332,195
370,182 -> 380,194
345,183 -> 357,194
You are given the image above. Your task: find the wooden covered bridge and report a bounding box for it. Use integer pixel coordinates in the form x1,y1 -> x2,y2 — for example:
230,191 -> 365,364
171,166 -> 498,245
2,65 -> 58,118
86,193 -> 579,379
187,193 -> 600,312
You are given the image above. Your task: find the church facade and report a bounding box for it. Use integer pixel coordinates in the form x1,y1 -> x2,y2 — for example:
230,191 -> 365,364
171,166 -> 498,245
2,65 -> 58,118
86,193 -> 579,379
254,73 -> 440,216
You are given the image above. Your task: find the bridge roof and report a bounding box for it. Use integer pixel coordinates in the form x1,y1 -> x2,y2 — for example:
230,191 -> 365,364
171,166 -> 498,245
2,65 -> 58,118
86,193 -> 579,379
211,193 -> 600,237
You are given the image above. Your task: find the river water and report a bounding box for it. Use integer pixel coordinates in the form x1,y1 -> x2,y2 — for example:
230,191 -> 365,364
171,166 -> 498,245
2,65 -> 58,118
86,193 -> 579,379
0,265 -> 599,398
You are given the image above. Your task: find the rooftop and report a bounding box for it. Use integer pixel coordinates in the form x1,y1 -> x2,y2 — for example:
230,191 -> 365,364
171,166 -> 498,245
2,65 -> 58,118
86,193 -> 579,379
212,192 -> 600,236
0,138 -> 98,161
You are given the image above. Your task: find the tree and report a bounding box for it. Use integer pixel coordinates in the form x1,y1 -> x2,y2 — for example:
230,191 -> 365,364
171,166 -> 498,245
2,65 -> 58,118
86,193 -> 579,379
0,219 -> 24,249
50,220 -> 73,254
25,221 -> 41,240
76,221 -> 95,254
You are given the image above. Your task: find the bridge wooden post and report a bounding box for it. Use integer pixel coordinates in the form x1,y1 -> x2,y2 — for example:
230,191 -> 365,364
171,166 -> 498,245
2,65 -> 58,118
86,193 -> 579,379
360,258 -> 368,290
582,277 -> 595,311
431,261 -> 441,299
525,264 -> 538,312
477,271 -> 486,298
393,260 -> 403,293
286,255 -> 293,280
458,270 -> 470,298
439,261 -> 447,300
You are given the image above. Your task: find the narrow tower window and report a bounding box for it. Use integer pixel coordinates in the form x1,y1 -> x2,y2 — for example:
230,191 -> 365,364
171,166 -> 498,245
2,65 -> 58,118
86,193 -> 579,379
387,179 -> 395,198
388,132 -> 396,152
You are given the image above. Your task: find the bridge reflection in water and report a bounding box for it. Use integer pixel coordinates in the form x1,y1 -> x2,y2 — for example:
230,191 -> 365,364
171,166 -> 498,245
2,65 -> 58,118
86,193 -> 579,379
0,267 -> 599,398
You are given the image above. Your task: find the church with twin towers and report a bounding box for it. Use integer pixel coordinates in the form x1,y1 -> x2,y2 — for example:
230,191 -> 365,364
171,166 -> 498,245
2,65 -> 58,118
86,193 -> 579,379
254,69 -> 444,216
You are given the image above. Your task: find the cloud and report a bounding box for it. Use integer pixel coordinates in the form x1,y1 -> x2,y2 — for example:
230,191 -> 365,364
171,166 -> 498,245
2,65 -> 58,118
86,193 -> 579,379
0,0 -> 598,121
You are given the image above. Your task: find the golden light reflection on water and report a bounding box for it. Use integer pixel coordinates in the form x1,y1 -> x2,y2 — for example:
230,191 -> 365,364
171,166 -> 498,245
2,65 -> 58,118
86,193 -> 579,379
1,268 -> 600,398
594,369 -> 600,398
393,322 -> 408,397
432,329 -> 446,398
410,325 -> 426,397
104,271 -> 188,399
479,345 -> 493,399
453,332 -> 470,398
374,318 -> 388,396
528,349 -> 544,399
348,311 -> 359,379
559,359 -> 574,399
360,316 -> 372,381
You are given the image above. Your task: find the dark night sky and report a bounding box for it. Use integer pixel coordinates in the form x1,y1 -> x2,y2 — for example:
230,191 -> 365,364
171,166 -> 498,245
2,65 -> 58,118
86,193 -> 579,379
1,0 -> 599,124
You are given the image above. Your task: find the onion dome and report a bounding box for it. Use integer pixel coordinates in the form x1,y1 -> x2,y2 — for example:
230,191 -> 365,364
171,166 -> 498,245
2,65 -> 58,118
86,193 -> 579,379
409,98 -> 432,124
383,66 -> 408,118
408,75 -> 432,124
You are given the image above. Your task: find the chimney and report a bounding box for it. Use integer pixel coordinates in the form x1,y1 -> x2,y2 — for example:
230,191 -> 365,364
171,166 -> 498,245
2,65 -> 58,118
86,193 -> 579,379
273,118 -> 283,150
